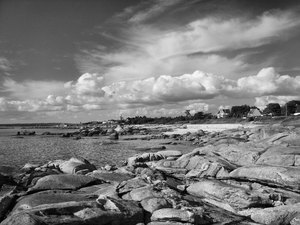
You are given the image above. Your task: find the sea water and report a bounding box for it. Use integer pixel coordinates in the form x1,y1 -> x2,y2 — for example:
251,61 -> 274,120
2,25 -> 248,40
0,128 -> 193,168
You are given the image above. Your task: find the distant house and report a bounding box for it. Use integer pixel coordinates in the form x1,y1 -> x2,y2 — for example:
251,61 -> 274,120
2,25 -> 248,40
216,109 -> 230,118
295,105 -> 300,115
247,108 -> 262,118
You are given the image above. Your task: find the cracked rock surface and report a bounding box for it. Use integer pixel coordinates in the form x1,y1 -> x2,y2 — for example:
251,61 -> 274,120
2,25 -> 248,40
1,123 -> 300,224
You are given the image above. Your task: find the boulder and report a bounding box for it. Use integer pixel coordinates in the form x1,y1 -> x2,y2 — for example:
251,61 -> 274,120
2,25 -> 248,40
185,162 -> 224,179
278,132 -> 300,146
114,125 -> 124,134
117,177 -> 148,195
21,164 -> 41,172
0,212 -> 47,225
262,132 -> 290,144
156,150 -> 182,158
290,214 -> 300,225
127,153 -> 164,167
17,168 -> 62,188
127,150 -> 182,167
229,166 -> 300,191
0,192 -> 16,220
153,150 -> 236,179
11,190 -> 97,214
101,197 -> 144,221
77,183 -> 119,198
243,203 -> 300,225
109,132 -> 119,140
151,208 -> 195,223
255,146 -> 300,166
140,197 -> 171,213
28,174 -> 101,192
87,170 -> 133,184
58,158 -> 96,174
129,186 -> 162,201
0,166 -> 19,184
187,180 -> 271,211
153,165 -> 188,179
3,198 -> 144,225
211,144 -> 265,166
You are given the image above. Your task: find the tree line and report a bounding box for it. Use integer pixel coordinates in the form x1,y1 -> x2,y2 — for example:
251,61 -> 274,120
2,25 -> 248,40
219,100 -> 300,118
124,111 -> 213,125
262,100 -> 300,116
123,100 -> 300,125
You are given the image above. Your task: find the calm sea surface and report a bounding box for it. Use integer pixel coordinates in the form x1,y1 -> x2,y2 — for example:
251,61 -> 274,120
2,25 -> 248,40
0,128 -> 194,169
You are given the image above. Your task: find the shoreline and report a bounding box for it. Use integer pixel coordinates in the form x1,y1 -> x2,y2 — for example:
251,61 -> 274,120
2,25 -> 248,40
1,121 -> 300,224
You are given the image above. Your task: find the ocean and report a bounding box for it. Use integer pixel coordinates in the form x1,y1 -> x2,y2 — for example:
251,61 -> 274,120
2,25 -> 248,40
0,128 -> 193,169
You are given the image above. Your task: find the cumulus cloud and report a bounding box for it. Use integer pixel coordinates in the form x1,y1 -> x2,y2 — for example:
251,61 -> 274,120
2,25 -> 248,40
54,68 -> 300,111
185,102 -> 209,115
236,67 -> 300,97
152,72 -> 227,101
100,71 -> 234,104
1,67 -> 300,121
100,67 -> 300,107
64,73 -> 105,97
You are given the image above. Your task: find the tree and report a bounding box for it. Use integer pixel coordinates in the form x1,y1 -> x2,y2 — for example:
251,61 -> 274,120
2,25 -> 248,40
281,100 -> 300,116
193,111 -> 205,120
230,105 -> 250,118
263,103 -> 281,116
185,110 -> 191,118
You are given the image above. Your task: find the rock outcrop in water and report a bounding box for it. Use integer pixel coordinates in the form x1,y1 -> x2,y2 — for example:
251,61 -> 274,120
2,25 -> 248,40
1,123 -> 300,224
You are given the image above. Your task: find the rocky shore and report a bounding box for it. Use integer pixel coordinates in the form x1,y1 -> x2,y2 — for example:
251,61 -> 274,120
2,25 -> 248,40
1,121 -> 300,225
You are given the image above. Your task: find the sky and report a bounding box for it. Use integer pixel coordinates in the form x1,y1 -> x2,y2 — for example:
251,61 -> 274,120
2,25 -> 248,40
0,0 -> 300,123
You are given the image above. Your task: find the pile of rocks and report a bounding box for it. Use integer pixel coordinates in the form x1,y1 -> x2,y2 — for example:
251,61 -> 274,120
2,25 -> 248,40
1,123 -> 300,224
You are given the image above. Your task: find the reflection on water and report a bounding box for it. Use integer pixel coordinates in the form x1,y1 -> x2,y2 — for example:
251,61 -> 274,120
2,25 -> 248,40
0,128 -> 193,168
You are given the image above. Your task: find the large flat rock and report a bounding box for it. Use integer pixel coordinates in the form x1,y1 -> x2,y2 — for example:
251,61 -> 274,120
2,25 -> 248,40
240,203 -> 300,225
11,190 -> 97,214
28,174 -> 102,192
229,166 -> 300,191
2,198 -> 144,225
187,179 -> 271,211
256,146 -> 300,166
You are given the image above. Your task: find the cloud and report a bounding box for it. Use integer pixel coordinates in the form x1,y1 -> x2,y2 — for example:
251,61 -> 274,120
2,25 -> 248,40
0,97 -> 64,112
115,0 -> 183,24
167,11 -> 300,54
152,72 -> 226,101
0,57 -> 12,75
64,73 -> 105,97
1,67 -> 300,121
100,67 -> 300,106
185,102 -> 209,115
100,71 -> 234,105
77,10 -> 300,84
236,67 -> 300,97
255,95 -> 300,108
128,0 -> 183,23
50,68 -> 300,110
2,78 -> 67,100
